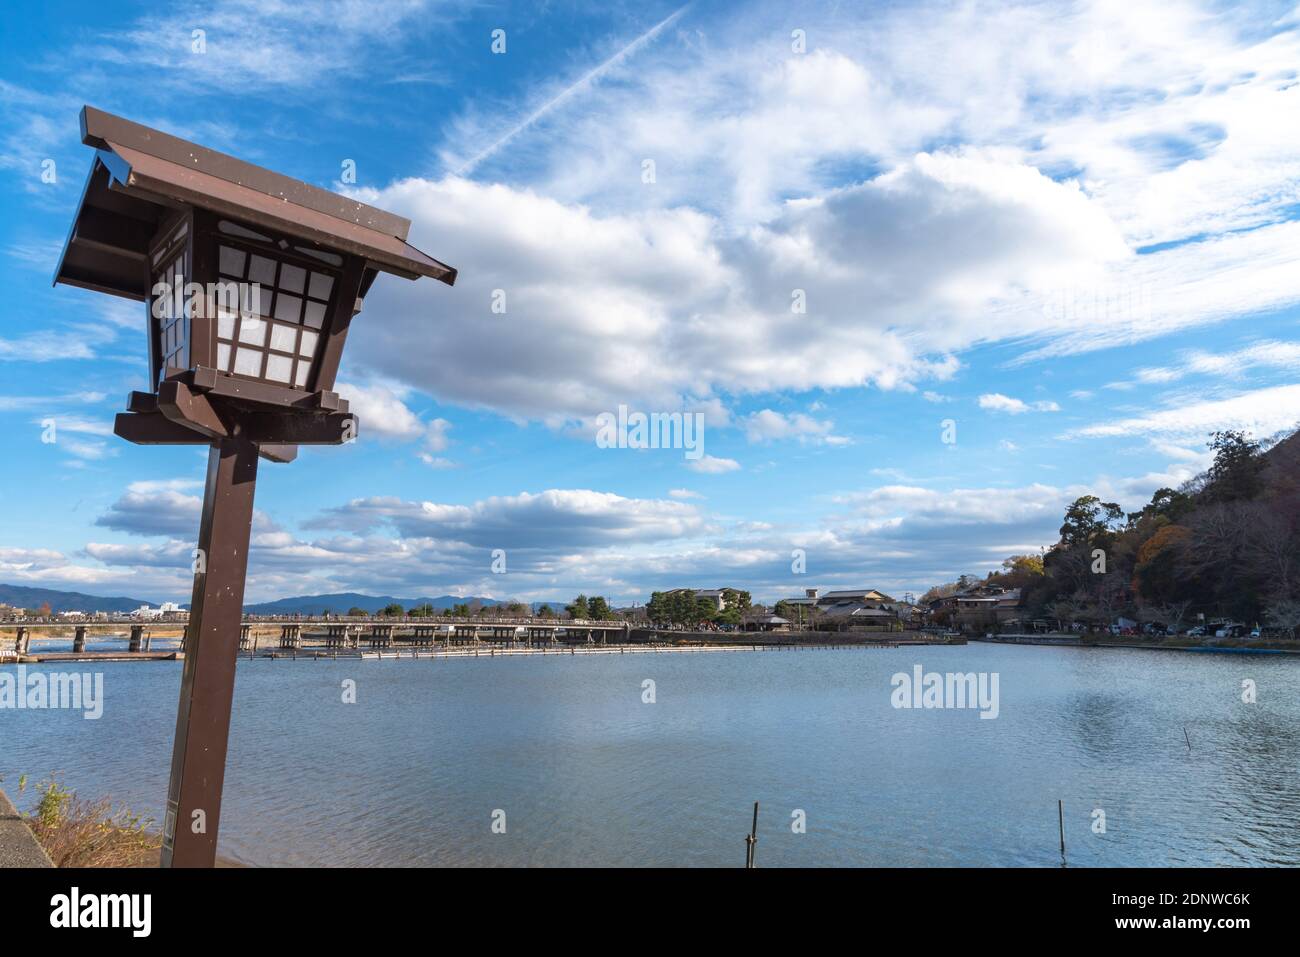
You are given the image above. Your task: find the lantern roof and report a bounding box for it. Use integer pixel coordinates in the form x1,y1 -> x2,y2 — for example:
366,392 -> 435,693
53,106 -> 455,300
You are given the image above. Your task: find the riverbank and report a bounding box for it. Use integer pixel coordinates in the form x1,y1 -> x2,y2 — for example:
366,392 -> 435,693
5,632 -> 961,664
974,633 -> 1300,654
0,789 -> 52,868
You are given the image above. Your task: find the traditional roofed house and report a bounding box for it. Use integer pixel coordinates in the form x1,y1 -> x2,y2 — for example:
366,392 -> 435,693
993,588 -> 1023,625
818,589 -> 895,604
741,610 -> 791,632
930,583 -> 1022,633
779,587 -> 903,632
664,587 -> 742,611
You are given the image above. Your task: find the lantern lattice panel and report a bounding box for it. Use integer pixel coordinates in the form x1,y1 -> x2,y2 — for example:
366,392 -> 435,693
213,230 -> 336,391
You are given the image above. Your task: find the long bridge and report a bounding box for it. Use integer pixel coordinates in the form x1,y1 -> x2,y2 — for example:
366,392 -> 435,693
2,617 -> 958,663
2,618 -> 637,660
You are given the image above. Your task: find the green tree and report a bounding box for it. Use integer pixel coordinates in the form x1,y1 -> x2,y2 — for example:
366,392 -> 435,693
566,595 -> 591,620
587,596 -> 612,620
347,606 -> 369,617
1206,430 -> 1265,503
720,588 -> 752,613
1059,495 -> 1124,547
645,592 -> 668,624
381,602 -> 404,618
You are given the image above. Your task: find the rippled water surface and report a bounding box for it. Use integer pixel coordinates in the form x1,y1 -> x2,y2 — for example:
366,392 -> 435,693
3,643 -> 1298,866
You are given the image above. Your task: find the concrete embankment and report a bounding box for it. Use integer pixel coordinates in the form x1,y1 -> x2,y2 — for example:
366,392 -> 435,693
0,789 -> 52,868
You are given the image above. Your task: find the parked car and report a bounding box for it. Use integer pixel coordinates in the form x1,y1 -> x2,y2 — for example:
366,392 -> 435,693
1214,623 -> 1247,639
1183,625 -> 1207,637
1249,627 -> 1263,640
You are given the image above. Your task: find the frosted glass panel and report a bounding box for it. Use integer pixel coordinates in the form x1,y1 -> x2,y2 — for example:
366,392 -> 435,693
273,293 -> 302,324
217,312 -> 235,340
270,324 -> 297,353
303,300 -> 327,329
219,246 -> 245,277
279,263 -> 305,294
265,353 -> 292,383
248,255 -> 276,285
218,220 -> 271,243
298,329 -> 318,357
297,247 -> 343,266
294,361 -> 312,388
249,285 -> 272,317
234,348 -> 263,376
217,342 -> 231,371
308,272 -> 333,300
238,317 -> 267,346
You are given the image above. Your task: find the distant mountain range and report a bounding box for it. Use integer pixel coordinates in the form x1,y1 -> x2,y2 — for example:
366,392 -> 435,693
0,583 -> 572,616
0,584 -> 157,614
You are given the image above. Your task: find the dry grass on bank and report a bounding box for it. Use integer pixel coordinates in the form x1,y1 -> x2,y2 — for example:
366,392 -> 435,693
18,777 -> 161,867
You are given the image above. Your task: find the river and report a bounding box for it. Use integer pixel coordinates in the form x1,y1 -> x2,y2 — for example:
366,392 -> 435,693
2,642 -> 1297,866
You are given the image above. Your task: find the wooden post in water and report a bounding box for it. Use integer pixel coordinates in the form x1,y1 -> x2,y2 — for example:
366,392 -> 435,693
1184,727 -> 1192,752
73,626 -> 87,654
1058,799 -> 1066,864
745,801 -> 759,868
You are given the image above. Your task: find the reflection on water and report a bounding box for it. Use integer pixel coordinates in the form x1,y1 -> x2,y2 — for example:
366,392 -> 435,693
2,643 -> 1298,867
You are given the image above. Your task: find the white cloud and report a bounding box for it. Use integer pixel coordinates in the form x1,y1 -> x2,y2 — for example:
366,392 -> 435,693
336,381 -> 424,440
84,0 -> 457,93
686,455 -> 741,474
0,391 -> 106,411
1071,384 -> 1300,441
351,148 -> 1123,422
1131,341 -> 1300,387
742,409 -> 846,444
0,330 -> 98,362
310,489 -> 706,549
979,393 -> 1061,414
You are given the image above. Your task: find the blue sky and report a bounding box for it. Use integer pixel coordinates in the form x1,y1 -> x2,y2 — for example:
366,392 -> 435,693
1,0 -> 1299,606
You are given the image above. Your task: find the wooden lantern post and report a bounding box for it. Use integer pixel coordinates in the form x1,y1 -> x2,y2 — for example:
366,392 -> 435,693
53,107 -> 456,867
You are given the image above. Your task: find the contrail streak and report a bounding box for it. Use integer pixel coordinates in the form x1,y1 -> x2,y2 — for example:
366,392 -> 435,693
454,4 -> 690,176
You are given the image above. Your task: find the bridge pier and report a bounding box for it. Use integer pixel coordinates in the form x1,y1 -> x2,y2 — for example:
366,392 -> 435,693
279,624 -> 302,649
73,626 -> 87,653
366,624 -> 393,649
128,624 -> 145,653
14,627 -> 30,656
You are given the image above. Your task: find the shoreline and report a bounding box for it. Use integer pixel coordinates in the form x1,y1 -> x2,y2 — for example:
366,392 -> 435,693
5,638 -> 949,665
972,634 -> 1300,655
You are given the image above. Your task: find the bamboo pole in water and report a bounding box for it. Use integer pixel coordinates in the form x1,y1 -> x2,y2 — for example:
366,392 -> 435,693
1058,800 -> 1066,863
745,802 -> 759,868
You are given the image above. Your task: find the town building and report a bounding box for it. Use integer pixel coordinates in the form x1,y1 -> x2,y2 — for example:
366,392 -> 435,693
777,587 -> 908,632
663,588 -> 743,611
